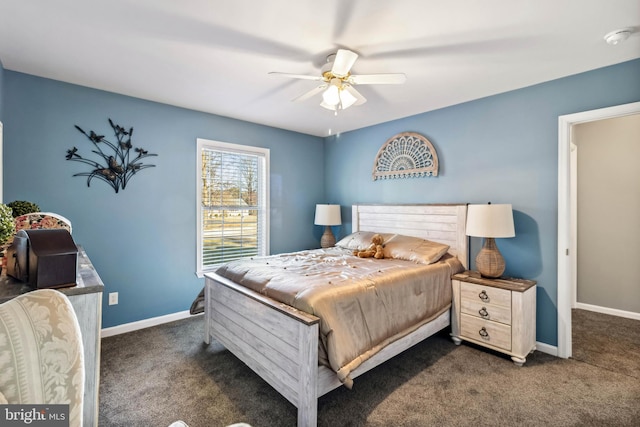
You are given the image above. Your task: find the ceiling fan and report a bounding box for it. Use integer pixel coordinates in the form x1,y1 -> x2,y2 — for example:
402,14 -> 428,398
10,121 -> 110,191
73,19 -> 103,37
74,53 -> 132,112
269,49 -> 406,114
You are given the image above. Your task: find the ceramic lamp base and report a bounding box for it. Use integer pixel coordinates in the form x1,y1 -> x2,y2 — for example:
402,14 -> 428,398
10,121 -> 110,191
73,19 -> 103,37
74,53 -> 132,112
476,237 -> 505,278
320,226 -> 336,248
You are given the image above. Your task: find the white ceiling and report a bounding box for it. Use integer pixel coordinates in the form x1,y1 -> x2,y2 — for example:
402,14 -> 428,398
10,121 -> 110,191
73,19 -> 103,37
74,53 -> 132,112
0,0 -> 638,137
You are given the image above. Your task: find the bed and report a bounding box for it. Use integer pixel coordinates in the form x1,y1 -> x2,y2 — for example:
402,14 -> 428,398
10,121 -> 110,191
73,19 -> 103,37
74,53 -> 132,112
204,204 -> 468,426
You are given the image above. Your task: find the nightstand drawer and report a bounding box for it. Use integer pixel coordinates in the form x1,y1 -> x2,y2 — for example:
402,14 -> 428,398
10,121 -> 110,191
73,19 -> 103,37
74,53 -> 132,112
461,298 -> 511,325
461,282 -> 511,308
460,313 -> 511,351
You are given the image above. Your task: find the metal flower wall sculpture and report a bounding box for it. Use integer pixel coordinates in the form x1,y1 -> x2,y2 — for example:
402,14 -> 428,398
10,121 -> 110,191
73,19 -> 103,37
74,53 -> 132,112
66,119 -> 157,193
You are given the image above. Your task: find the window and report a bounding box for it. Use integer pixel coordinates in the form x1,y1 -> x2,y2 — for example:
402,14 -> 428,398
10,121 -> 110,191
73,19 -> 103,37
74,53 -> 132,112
196,139 -> 269,276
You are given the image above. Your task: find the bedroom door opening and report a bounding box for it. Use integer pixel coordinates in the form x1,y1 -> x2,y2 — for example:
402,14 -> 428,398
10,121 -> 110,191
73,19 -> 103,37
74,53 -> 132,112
557,101 -> 640,359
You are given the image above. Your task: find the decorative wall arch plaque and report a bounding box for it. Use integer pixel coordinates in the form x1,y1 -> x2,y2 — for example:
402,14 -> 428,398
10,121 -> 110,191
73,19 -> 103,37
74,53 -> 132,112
372,132 -> 439,180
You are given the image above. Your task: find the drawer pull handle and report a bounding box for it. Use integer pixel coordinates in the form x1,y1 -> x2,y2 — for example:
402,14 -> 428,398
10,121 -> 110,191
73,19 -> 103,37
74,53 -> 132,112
478,327 -> 490,340
478,290 -> 490,302
478,307 -> 489,318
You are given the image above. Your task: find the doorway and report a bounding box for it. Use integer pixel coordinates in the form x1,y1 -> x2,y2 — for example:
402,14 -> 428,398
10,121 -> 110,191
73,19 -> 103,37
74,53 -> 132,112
557,101 -> 640,359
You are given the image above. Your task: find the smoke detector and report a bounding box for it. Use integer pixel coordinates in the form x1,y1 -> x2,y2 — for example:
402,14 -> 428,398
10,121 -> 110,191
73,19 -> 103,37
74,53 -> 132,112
604,28 -> 633,45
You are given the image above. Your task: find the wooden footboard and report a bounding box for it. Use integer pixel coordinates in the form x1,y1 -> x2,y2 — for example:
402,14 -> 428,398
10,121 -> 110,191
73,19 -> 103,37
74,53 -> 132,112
205,273 -> 320,427
205,272 -> 451,427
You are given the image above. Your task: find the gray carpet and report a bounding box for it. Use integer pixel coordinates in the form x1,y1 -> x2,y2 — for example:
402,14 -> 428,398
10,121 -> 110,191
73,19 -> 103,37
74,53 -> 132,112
99,313 -> 640,427
572,309 -> 640,379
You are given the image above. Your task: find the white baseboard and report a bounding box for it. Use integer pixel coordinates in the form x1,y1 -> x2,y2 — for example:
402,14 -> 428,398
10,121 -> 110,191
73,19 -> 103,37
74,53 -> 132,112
101,311 -> 563,361
575,302 -> 640,321
101,310 -> 201,338
535,341 -> 558,357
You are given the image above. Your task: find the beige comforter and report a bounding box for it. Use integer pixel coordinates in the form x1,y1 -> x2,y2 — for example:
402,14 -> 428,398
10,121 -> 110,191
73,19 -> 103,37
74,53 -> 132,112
215,247 -> 463,387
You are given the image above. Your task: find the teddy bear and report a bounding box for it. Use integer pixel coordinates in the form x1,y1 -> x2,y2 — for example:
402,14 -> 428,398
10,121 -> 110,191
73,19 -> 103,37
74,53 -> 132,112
353,233 -> 385,259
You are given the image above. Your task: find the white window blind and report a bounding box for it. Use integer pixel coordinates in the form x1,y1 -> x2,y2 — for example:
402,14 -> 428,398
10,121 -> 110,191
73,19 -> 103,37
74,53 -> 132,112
196,139 -> 269,276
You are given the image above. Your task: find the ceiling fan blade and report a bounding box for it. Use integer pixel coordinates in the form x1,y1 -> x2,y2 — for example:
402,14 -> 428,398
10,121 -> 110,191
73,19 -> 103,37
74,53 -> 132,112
349,73 -> 407,85
343,85 -> 367,106
268,72 -> 324,81
292,84 -> 327,102
331,49 -> 359,77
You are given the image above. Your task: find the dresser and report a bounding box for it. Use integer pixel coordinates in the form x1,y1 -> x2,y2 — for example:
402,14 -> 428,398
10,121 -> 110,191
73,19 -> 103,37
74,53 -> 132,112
451,271 -> 536,365
0,246 -> 103,426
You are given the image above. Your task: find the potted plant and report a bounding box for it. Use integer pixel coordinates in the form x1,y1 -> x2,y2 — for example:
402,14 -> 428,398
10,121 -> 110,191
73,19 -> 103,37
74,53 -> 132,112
0,204 -> 14,245
0,203 -> 15,273
7,200 -> 40,218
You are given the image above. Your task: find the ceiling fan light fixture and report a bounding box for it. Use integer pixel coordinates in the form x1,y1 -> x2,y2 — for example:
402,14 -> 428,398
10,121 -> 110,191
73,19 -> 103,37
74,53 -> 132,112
339,88 -> 357,109
269,48 -> 404,113
320,101 -> 336,110
322,84 -> 340,106
320,101 -> 339,116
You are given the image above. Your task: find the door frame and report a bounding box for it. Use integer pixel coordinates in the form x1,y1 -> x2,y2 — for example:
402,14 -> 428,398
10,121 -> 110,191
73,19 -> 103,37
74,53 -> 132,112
557,101 -> 640,359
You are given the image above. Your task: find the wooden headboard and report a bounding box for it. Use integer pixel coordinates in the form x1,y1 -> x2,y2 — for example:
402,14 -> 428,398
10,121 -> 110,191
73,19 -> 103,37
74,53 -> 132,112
352,204 -> 469,269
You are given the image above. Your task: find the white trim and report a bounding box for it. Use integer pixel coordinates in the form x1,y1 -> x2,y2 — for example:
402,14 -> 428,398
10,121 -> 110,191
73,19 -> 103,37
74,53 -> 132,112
575,303 -> 640,321
535,341 -> 558,357
100,310 -> 200,338
570,143 -> 577,309
557,101 -> 640,359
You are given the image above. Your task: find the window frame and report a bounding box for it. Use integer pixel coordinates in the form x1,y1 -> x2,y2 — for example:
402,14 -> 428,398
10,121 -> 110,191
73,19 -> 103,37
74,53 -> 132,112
196,138 -> 270,277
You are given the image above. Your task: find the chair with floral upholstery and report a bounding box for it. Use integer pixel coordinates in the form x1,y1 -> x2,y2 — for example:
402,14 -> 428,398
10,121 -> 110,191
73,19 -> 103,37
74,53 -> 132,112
0,289 -> 85,427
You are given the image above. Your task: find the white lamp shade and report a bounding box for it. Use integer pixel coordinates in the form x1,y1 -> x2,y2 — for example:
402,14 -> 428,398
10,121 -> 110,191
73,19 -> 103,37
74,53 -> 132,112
320,101 -> 337,111
339,88 -> 357,109
322,84 -> 340,106
466,204 -> 515,238
314,204 -> 341,226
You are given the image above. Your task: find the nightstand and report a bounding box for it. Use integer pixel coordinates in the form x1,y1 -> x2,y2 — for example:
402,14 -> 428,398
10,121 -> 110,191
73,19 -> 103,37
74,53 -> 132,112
451,271 -> 536,366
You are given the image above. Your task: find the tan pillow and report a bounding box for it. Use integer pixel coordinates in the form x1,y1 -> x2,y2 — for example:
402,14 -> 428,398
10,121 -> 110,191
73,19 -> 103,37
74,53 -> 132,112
335,231 -> 396,251
383,234 -> 450,264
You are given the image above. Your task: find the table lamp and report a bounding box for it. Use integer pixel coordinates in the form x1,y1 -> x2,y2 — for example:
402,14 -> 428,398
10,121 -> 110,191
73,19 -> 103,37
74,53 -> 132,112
466,203 -> 515,278
314,204 -> 341,248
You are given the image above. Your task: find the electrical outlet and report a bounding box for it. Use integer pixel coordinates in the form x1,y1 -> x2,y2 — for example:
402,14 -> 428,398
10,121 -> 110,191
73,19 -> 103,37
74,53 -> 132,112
108,292 -> 118,305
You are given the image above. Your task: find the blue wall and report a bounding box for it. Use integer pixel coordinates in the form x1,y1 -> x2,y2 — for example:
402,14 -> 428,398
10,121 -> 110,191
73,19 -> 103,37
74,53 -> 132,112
3,58 -> 639,343
3,72 -> 324,328
325,58 -> 640,346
